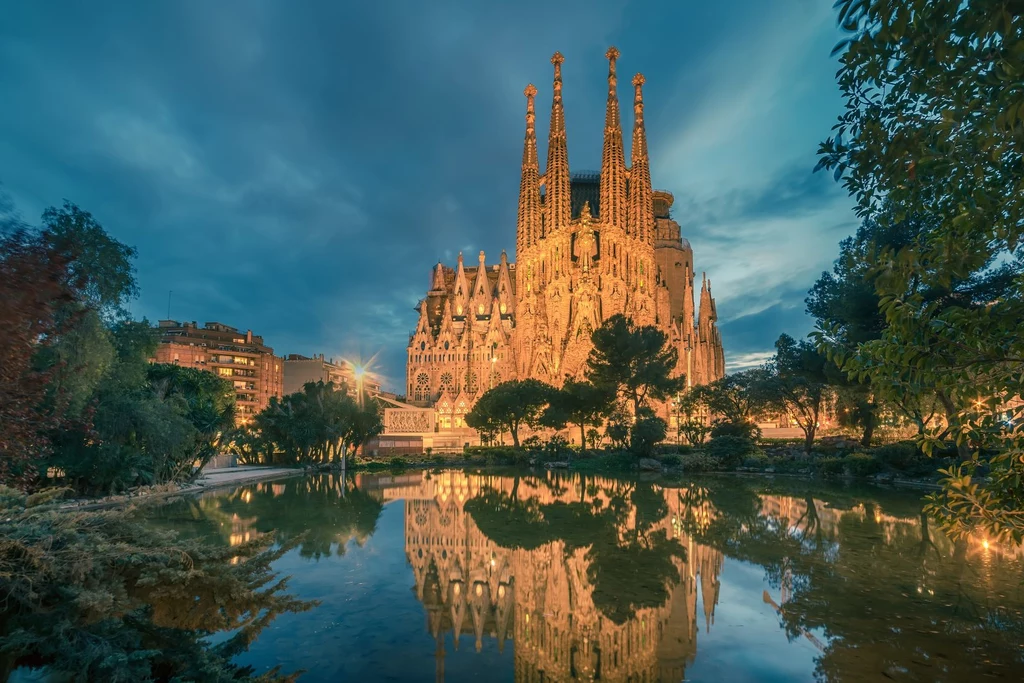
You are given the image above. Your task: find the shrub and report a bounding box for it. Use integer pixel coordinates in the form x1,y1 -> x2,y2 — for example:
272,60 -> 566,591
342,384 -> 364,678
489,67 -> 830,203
431,454 -> 445,465
679,452 -> 723,472
706,435 -> 756,470
388,457 -> 407,471
818,456 -> 846,476
660,454 -> 682,467
630,411 -> 667,457
710,419 -> 762,441
844,452 -> 882,477
873,441 -> 921,470
742,452 -> 771,469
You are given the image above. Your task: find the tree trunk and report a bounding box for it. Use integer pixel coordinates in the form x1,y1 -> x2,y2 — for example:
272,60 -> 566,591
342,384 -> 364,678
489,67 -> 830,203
803,423 -> 817,454
579,423 -> 587,451
937,391 -> 970,459
510,426 -> 521,449
859,404 -> 876,447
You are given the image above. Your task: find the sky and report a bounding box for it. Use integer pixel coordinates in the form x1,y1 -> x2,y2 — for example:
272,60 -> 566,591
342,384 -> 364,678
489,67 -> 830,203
0,0 -> 859,391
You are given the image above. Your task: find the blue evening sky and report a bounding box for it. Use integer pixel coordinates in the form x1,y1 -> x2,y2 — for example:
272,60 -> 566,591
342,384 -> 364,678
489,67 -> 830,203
0,0 -> 856,390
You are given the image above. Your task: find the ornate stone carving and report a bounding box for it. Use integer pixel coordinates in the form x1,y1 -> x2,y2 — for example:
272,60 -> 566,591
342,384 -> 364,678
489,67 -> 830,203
385,408 -> 434,434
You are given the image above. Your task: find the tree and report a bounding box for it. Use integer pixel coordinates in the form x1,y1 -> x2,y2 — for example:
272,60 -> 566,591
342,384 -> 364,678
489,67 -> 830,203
540,379 -> 616,449
629,408 -> 668,458
586,314 -> 685,415
765,335 -> 834,454
465,379 -> 553,448
0,230 -> 80,488
817,0 -> 1024,541
696,368 -> 774,424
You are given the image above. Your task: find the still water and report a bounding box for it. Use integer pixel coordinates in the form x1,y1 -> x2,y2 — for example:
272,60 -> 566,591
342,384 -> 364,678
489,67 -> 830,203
150,471 -> 1024,682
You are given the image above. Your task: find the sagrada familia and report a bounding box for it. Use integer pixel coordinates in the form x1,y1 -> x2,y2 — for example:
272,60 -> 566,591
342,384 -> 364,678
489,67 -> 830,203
405,49 -> 725,427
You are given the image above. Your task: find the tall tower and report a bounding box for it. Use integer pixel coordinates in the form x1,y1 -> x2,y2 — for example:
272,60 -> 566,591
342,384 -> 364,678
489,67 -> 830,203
516,84 -> 540,256
544,52 -> 571,236
599,47 -> 627,231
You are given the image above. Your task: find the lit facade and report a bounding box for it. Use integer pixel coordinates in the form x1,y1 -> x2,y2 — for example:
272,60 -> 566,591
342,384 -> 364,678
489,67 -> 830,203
153,320 -> 284,424
405,49 -> 725,432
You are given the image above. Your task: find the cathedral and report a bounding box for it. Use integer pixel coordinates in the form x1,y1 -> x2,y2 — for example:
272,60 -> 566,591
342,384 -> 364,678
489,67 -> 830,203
406,49 -> 725,430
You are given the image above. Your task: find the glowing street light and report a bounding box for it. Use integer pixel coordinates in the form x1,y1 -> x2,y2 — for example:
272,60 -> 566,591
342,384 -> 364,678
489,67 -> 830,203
353,364 -> 366,409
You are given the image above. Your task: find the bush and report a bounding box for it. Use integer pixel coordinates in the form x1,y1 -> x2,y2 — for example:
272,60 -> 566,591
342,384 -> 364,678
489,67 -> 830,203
430,454 -> 446,465
742,452 -> 771,469
873,441 -> 921,470
705,435 -> 756,470
679,452 -> 723,472
844,452 -> 882,477
710,419 -> 762,441
388,457 -> 407,471
660,454 -> 682,467
818,456 -> 846,476
630,411 -> 667,457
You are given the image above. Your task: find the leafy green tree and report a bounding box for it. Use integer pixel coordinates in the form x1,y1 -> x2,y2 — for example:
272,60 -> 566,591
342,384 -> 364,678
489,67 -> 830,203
254,381 -> 380,468
817,0 -> 1024,540
0,486 -> 313,681
465,379 -> 553,448
586,314 -> 685,415
764,335 -> 835,453
540,379 -> 615,449
694,369 -> 772,425
40,201 -> 138,320
46,322 -> 236,495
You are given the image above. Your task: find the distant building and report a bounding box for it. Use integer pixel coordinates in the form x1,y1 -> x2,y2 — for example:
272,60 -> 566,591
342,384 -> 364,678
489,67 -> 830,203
152,320 -> 284,424
282,353 -> 381,397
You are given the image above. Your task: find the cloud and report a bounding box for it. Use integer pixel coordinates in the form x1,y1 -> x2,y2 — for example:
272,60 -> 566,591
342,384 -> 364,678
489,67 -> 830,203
0,0 -> 855,388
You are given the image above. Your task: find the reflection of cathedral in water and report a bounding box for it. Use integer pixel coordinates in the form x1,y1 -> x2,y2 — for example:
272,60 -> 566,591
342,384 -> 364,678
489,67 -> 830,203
360,471 -> 723,682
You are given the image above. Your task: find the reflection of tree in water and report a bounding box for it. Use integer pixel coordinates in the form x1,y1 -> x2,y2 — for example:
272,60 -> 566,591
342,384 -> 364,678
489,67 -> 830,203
1,492 -> 317,683
161,473 -> 384,561
685,477 -> 1024,682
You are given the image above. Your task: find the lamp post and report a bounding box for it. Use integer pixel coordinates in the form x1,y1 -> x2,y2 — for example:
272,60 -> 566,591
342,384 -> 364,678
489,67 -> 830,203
353,364 -> 365,410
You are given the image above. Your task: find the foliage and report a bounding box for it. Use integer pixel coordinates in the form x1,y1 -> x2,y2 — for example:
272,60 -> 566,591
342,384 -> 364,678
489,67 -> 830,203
764,334 -> 836,453
706,435 -> 757,470
694,369 -> 775,425
605,414 -> 631,450
817,0 -> 1024,541
660,454 -> 682,467
0,486 -> 312,681
0,229 -> 81,487
629,408 -> 667,458
678,452 -> 723,473
709,418 -> 761,441
254,381 -> 382,467
46,333 -> 236,496
464,379 -> 553,448
540,379 -> 616,449
586,314 -> 685,415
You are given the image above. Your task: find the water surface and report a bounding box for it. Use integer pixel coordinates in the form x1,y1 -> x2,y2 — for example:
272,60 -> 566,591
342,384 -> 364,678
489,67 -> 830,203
149,471 -> 1024,682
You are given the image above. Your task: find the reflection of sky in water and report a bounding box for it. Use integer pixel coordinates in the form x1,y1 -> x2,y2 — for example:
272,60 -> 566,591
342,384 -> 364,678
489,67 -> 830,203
232,501 -> 514,682
687,560 -> 819,682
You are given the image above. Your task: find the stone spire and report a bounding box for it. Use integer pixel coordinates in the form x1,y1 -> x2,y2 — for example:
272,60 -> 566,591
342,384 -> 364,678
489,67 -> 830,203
599,47 -> 627,230
628,73 -> 654,242
517,84 -> 541,254
544,52 -> 571,234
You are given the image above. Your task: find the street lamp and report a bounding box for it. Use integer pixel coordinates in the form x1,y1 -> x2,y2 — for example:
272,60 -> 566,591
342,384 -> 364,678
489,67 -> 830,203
353,364 -> 365,409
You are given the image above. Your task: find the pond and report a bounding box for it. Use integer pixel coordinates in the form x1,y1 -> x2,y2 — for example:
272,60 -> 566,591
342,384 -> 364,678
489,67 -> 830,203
148,471 -> 1024,681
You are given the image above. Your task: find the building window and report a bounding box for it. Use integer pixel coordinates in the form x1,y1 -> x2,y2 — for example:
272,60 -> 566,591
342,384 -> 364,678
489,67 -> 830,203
414,372 -> 430,401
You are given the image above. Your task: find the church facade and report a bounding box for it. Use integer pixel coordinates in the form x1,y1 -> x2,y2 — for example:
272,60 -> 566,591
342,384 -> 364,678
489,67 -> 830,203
405,49 -> 724,435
